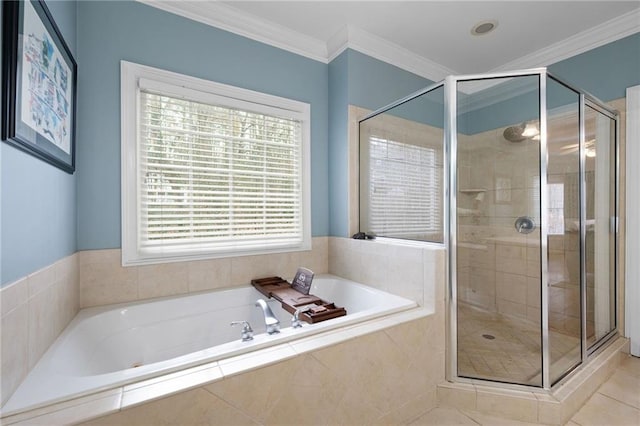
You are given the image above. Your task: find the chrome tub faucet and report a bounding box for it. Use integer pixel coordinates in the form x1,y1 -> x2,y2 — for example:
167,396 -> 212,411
230,320 -> 254,342
255,299 -> 280,335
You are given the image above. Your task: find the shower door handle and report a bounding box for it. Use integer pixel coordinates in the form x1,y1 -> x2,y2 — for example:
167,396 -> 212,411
515,216 -> 535,234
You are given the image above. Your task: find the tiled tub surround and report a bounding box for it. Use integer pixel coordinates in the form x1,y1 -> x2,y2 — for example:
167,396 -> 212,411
0,254 -> 79,407
0,238 -> 327,415
329,237 -> 446,313
3,275 -> 416,415
79,310 -> 444,426
1,239 -> 446,425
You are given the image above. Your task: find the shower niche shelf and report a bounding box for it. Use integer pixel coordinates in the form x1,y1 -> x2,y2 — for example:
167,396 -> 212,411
459,188 -> 487,194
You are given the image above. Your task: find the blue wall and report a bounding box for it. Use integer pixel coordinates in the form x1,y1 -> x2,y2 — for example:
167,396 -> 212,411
328,52 -> 349,237
327,49 -> 434,236
347,50 -> 435,112
326,34 -> 639,235
460,33 -> 640,135
549,33 -> 640,102
1,1 -> 77,285
75,1 -> 329,250
2,0 -> 638,284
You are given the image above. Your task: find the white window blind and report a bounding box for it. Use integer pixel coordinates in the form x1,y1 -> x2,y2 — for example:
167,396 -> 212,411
366,136 -> 442,238
121,61 -> 310,265
548,183 -> 565,235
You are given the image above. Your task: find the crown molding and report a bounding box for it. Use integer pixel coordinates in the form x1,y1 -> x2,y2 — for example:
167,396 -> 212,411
138,0 -> 638,85
136,0 -> 328,63
328,25 -> 457,83
458,76 -> 538,114
463,8 -> 639,94
491,8 -> 640,73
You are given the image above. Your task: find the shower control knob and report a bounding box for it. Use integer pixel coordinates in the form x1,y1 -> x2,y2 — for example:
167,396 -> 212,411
515,216 -> 535,234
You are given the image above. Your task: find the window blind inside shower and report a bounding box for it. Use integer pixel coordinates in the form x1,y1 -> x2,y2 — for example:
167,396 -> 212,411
365,135 -> 442,238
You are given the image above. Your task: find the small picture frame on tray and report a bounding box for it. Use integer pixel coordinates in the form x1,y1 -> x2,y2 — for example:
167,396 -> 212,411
291,267 -> 314,295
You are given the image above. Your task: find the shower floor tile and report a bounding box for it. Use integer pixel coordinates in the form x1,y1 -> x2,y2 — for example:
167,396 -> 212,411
457,303 -> 580,385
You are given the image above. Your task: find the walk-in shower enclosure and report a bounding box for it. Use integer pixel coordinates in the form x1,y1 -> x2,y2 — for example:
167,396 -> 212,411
358,68 -> 618,389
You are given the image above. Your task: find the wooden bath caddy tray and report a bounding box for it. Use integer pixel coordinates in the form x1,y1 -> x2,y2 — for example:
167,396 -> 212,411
251,276 -> 347,324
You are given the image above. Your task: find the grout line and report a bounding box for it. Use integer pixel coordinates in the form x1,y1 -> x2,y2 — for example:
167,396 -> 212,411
458,408 -> 486,425
201,384 -> 266,425
596,390 -> 640,412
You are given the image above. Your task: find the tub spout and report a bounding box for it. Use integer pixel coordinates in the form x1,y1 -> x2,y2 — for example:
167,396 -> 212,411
255,299 -> 280,334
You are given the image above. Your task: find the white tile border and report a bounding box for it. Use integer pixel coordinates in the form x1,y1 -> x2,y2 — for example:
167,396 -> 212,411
1,389 -> 123,425
121,363 -> 224,409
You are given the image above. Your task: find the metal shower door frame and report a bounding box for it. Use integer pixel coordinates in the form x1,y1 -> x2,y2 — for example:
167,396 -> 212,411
446,68 -> 552,389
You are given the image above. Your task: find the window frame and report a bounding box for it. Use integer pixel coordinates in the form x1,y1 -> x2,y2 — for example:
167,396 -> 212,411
121,61 -> 311,266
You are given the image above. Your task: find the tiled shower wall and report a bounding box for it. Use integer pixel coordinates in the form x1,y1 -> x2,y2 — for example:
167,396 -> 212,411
456,127 -> 545,324
0,254 -> 79,406
457,237 -> 542,324
456,98 -> 628,341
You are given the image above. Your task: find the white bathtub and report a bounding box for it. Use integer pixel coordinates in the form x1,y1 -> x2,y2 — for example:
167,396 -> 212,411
3,274 -> 416,415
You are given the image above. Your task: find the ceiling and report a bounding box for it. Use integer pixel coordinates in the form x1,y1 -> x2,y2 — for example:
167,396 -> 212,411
143,1 -> 640,81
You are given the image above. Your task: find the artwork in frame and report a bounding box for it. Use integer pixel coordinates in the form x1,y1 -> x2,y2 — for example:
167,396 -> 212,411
2,0 -> 77,173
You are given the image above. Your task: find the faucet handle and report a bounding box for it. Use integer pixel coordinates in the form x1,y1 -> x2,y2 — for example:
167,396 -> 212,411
291,309 -> 303,329
230,321 -> 254,341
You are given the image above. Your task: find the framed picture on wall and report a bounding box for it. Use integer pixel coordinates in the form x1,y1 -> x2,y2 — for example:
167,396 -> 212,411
2,0 -> 77,173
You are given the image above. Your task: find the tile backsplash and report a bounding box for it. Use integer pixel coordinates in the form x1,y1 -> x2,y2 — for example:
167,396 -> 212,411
79,237 -> 329,308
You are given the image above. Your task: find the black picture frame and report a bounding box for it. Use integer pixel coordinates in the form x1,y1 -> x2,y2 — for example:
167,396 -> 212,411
2,0 -> 77,173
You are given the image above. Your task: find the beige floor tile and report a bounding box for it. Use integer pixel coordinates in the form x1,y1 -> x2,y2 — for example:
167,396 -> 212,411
618,355 -> 640,378
571,393 -> 640,426
409,407 -> 478,425
460,409 -> 542,426
597,369 -> 640,409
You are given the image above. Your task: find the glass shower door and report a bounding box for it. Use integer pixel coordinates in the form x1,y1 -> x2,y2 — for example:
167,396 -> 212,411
584,103 -> 617,348
454,75 -> 542,386
546,77 -> 582,384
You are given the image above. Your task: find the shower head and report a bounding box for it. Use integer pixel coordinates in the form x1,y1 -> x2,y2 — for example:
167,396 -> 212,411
503,123 -> 528,143
503,122 -> 539,143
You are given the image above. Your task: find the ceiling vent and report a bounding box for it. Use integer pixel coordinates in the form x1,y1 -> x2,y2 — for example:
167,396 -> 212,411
471,20 -> 498,36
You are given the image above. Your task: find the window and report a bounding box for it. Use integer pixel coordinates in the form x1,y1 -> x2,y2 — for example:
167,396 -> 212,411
365,136 -> 442,238
121,62 -> 311,265
548,183 -> 565,235
532,177 -> 565,235
358,86 -> 445,243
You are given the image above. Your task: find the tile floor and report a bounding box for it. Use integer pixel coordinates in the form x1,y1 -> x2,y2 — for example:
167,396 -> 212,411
410,354 -> 640,426
457,303 -> 581,385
